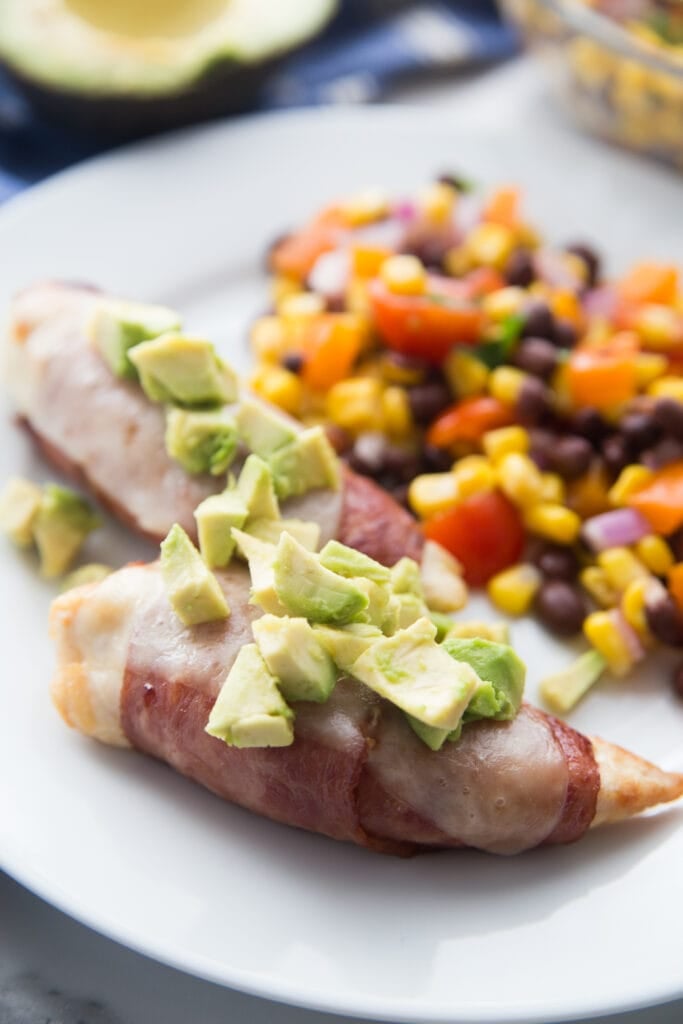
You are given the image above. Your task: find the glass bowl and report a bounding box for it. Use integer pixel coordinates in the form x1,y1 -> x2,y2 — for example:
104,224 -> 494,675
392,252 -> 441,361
499,0 -> 683,169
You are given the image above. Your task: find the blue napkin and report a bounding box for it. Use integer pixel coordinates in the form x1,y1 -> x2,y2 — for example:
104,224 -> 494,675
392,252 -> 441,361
0,0 -> 516,203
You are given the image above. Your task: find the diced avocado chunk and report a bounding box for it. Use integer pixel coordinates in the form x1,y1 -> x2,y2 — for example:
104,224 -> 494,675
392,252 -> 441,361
353,577 -> 392,629
442,637 -> 525,721
206,644 -> 294,749
195,491 -> 248,569
319,540 -> 391,584
0,476 -> 42,547
160,524 -> 229,626
88,299 -> 181,379
246,517 -> 320,551
349,618 -> 480,731
430,611 -> 454,642
314,624 -> 382,673
420,540 -> 467,613
33,484 -> 100,579
446,620 -> 510,644
59,563 -> 112,593
129,334 -> 238,407
540,650 -> 607,714
390,557 -> 424,597
272,533 -> 368,625
165,408 -> 238,476
386,592 -> 430,631
404,716 -> 450,752
252,615 -> 337,703
236,398 -> 298,456
268,427 -> 340,500
231,529 -> 285,615
237,455 -> 279,521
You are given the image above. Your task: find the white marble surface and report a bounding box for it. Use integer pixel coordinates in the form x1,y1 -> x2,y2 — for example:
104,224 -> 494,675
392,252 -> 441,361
2,59 -> 683,1024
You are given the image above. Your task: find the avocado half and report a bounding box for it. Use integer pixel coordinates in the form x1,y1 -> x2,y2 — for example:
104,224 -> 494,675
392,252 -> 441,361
0,0 -> 337,138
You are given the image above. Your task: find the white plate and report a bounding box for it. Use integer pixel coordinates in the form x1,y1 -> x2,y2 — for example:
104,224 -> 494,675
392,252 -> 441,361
1,107 -> 683,1024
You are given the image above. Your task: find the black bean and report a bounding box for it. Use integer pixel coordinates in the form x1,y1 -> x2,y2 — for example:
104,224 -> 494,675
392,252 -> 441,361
620,411 -> 661,452
405,238 -> 448,272
571,407 -> 610,447
324,424 -> 352,456
515,377 -> 554,425
348,432 -> 388,476
565,243 -> 601,288
645,592 -> 683,647
528,428 -> 559,471
671,662 -> 683,701
407,382 -> 452,426
383,445 -> 421,483
512,337 -> 558,380
549,435 -> 593,480
281,352 -> 304,374
422,444 -> 453,473
601,434 -> 630,476
390,483 -> 411,508
641,437 -> 683,471
520,300 -> 556,342
530,541 -> 580,581
552,318 -> 578,349
505,249 -> 535,288
668,527 -> 683,562
653,398 -> 683,440
325,294 -> 347,314
535,580 -> 587,637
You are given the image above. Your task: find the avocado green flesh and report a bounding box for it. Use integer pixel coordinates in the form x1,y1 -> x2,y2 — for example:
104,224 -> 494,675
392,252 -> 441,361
273,533 -> 368,626
0,1 -> 338,99
206,644 -> 294,749
252,615 -> 336,703
160,523 -> 229,625
442,637 -> 525,721
195,492 -> 248,569
165,408 -> 238,477
90,300 -> 181,379
130,335 -> 237,408
33,484 -> 100,579
319,540 -> 391,584
0,477 -> 42,548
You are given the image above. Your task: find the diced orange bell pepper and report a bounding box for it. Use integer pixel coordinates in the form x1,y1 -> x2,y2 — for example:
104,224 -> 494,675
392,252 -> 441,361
566,332 -> 639,410
628,461 -> 683,535
270,207 -> 346,281
667,563 -> 683,616
482,186 -> 520,229
617,262 -> 679,308
426,396 -> 514,448
300,315 -> 363,392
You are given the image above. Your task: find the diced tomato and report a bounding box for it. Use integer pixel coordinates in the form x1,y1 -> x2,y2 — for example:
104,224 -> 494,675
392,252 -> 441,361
270,207 -> 346,281
424,490 -> 525,587
426,396 -> 514,448
369,277 -> 483,363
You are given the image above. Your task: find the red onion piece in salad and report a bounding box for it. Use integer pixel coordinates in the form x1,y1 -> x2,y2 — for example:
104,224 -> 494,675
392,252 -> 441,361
581,507 -> 652,552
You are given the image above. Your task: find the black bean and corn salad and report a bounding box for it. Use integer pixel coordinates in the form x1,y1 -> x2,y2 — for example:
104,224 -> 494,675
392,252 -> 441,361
248,176 -> 683,710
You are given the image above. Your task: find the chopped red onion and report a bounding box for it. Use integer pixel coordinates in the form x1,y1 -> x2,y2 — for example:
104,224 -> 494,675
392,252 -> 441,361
308,248 -> 350,299
581,508 -> 651,552
612,609 -> 645,664
583,285 -> 617,320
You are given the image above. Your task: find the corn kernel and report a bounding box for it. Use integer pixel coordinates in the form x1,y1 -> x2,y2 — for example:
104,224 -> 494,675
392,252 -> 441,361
581,566 -> 619,608
482,426 -> 529,463
443,245 -> 472,277
271,274 -> 300,307
279,291 -> 326,319
250,365 -> 302,416
251,316 -> 288,363
326,377 -> 383,433
608,465 -> 654,507
342,188 -> 390,227
567,463 -> 611,519
597,547 -> 650,593
550,287 -> 584,329
409,473 -> 460,520
351,245 -> 393,278
583,610 -> 640,676
446,620 -> 510,643
488,564 -> 541,616
482,287 -> 527,323
466,223 -> 515,270
525,503 -> 581,544
382,386 -> 413,439
345,278 -> 372,318
417,182 -> 456,225
635,305 -> 682,350
635,353 -> 668,389
380,254 -> 427,297
648,376 -> 683,402
621,578 -> 654,643
540,473 -> 566,505
452,456 -> 497,499
488,366 -> 526,405
635,535 -> 674,577
497,453 -> 545,508
444,349 -> 489,398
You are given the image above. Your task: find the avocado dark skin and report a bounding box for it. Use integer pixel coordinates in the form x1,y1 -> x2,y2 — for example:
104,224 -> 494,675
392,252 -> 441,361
2,55 -> 288,142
